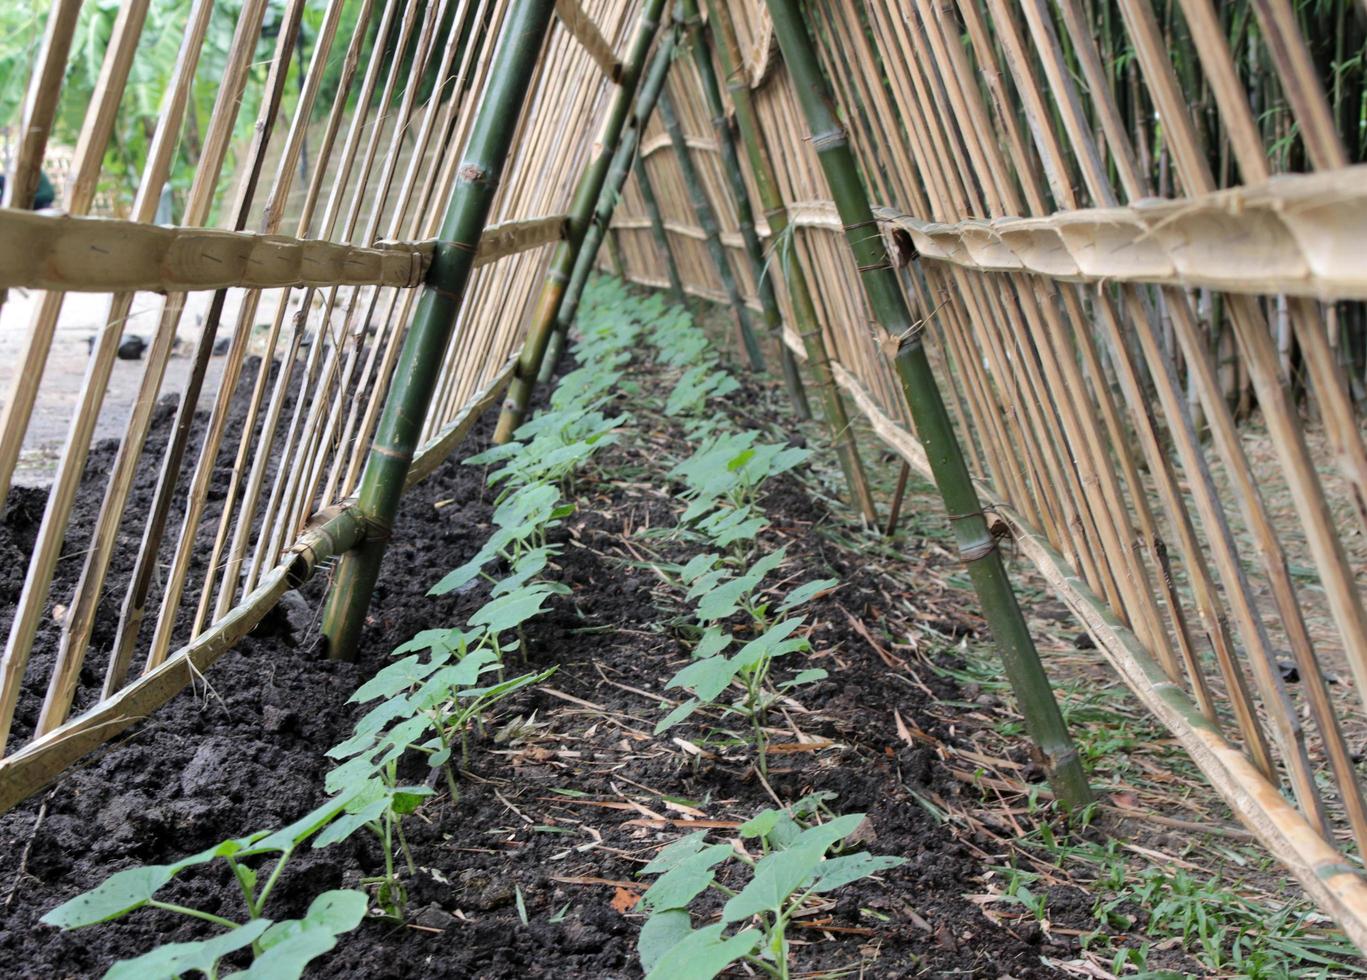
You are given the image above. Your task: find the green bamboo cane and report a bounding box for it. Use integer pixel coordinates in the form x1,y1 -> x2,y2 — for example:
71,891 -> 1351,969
704,0 -> 877,525
320,1 -> 557,662
539,23 -> 681,384
494,0 -> 669,443
657,86 -> 766,371
678,0 -> 809,419
765,0 -> 1091,809
635,150 -> 687,307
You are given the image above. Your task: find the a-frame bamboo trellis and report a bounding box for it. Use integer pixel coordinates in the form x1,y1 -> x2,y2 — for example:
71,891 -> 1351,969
8,0 -> 1367,953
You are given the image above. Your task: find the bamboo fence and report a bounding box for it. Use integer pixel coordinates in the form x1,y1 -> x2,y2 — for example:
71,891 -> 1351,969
0,0 -> 644,810
603,0 -> 1367,949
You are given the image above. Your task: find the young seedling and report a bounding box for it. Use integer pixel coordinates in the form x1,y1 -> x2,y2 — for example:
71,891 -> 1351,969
41,796 -> 375,977
659,552 -> 837,776
636,805 -> 905,980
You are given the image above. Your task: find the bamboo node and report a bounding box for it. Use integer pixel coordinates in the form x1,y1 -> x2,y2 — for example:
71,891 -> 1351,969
808,127 -> 847,152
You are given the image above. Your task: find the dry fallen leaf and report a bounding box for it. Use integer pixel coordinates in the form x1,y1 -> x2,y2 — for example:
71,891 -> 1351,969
611,886 -> 640,914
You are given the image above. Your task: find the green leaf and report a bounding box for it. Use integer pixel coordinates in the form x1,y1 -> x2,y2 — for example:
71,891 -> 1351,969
243,890 -> 368,979
460,667 -> 557,703
728,618 -> 807,672
737,809 -> 784,840
643,924 -> 759,980
492,482 -> 561,529
721,845 -> 826,923
693,628 -> 731,660
781,668 -> 828,689
103,919 -> 272,980
809,853 -> 906,893
312,798 -> 387,849
696,550 -> 786,622
391,786 -> 434,816
654,697 -> 701,734
43,865 -> 178,928
678,552 -> 719,585
429,547 -> 498,597
468,585 -> 556,633
638,909 -> 693,974
787,813 -> 866,853
392,628 -> 470,657
641,831 -> 710,874
685,568 -> 730,603
778,578 -> 839,613
490,547 -> 554,598
349,655 -> 443,704
665,656 -> 737,703
640,845 -> 733,912
247,794 -> 358,855
411,651 -> 501,709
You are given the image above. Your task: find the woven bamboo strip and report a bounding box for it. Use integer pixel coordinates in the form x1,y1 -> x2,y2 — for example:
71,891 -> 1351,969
556,0 -> 621,79
762,168 -> 1367,299
0,211 -> 430,293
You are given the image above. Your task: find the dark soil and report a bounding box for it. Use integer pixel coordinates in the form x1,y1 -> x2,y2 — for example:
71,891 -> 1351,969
0,350 -> 1083,977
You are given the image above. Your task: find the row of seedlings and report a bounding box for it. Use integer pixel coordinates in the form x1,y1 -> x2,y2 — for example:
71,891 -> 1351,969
572,279 -> 907,980
39,291 -> 644,977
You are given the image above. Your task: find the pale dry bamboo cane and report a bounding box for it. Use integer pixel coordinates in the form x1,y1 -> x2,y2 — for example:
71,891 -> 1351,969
209,0 -> 391,619
135,0 -> 323,672
0,0 -> 151,510
35,0 -> 223,735
2,0 -> 81,210
1057,0 -> 1367,856
340,0 -> 497,497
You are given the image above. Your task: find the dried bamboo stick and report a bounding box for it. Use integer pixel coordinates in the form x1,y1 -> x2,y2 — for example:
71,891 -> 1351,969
0,0 -> 152,509
494,0 -> 670,441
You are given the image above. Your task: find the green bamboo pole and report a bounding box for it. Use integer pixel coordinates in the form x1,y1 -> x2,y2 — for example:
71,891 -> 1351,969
539,22 -> 681,384
320,1 -> 557,661
765,0 -> 1091,809
494,0 -> 669,443
635,151 -> 687,307
657,86 -> 766,371
705,0 -> 877,525
678,0 -> 809,419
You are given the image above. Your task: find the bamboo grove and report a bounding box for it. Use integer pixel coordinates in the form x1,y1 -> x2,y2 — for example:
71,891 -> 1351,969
6,0 -> 1367,955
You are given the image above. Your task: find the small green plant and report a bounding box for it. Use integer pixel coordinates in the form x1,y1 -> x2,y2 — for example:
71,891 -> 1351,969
40,797 -> 373,978
658,550 -> 836,775
636,802 -> 905,980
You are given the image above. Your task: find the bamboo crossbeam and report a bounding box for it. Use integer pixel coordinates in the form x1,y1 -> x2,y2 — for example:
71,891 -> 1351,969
0,210 -> 430,292
776,166 -> 1367,300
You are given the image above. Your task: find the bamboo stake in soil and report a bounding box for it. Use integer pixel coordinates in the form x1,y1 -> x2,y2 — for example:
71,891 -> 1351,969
320,0 -> 558,662
539,21 -> 681,385
493,0 -> 669,443
656,85 -> 765,372
634,152 -> 687,307
705,0 -> 878,526
678,0 -> 808,419
765,0 -> 1091,810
